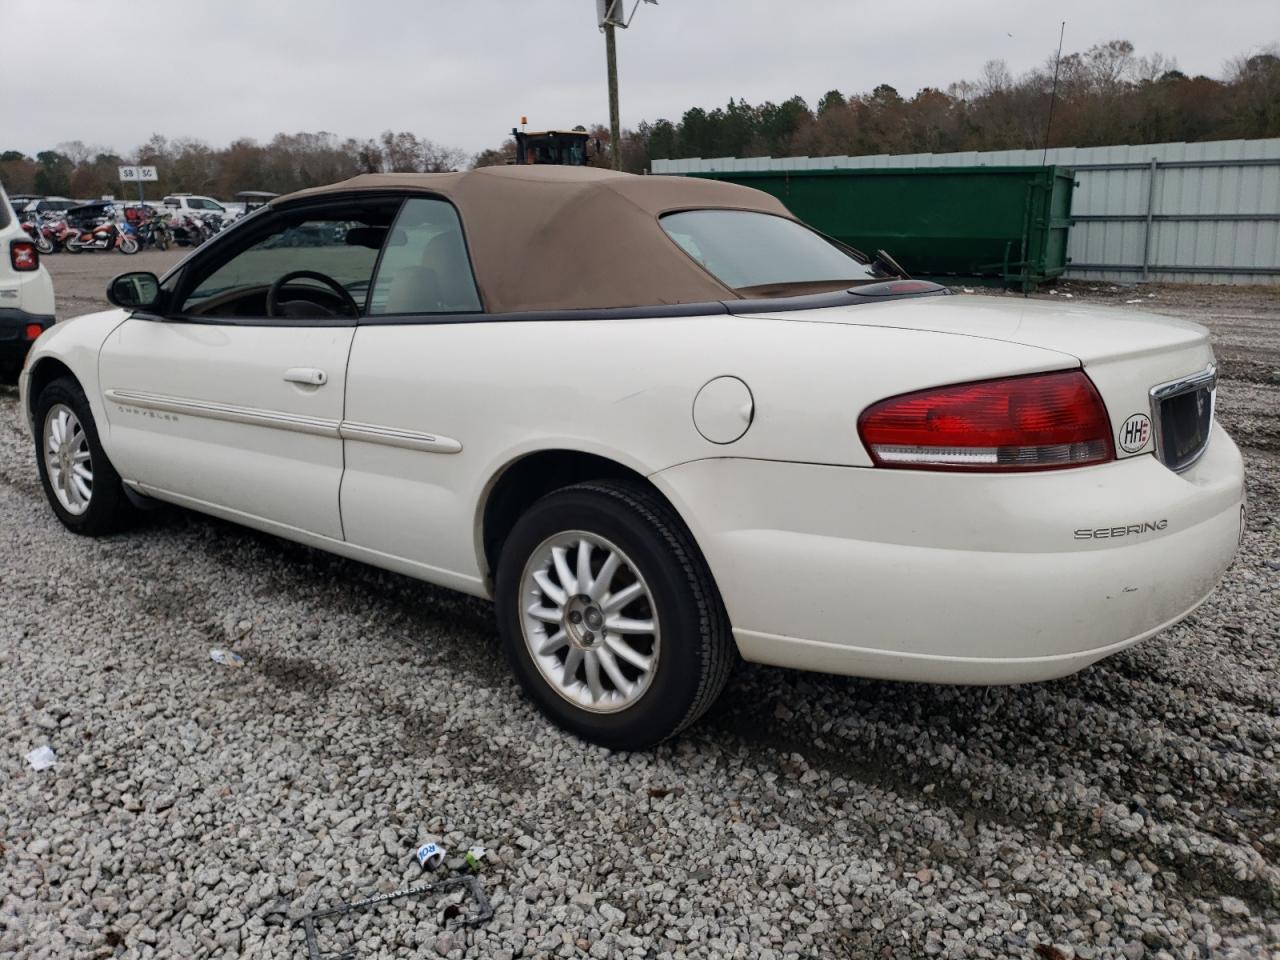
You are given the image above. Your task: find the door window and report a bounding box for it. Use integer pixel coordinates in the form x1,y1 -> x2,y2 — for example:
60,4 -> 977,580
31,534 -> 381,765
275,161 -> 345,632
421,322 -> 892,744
177,198 -> 401,320
368,197 -> 482,315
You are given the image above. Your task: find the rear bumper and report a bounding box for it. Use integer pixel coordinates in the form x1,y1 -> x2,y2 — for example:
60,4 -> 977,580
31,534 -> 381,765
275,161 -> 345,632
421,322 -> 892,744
0,308 -> 54,362
651,424 -> 1245,684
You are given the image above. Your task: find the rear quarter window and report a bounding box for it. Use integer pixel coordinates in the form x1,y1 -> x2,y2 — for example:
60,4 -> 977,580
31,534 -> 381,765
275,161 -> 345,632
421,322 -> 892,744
660,209 -> 878,296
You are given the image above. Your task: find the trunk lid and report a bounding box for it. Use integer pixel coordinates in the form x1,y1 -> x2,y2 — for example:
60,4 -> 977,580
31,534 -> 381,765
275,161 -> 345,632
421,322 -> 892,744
739,295 -> 1217,466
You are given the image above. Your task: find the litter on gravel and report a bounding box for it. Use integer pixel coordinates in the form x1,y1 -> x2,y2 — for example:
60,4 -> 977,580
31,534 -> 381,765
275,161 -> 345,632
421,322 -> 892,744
24,746 -> 56,771
208,647 -> 244,667
415,840 -> 446,870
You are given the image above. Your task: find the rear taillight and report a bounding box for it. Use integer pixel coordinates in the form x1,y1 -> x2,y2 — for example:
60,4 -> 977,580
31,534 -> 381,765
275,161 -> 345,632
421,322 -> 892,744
10,240 -> 38,271
858,370 -> 1114,471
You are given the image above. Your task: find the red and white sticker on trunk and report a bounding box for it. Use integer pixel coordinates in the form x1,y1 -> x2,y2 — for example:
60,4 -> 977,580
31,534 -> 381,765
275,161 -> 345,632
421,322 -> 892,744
1118,413 -> 1152,453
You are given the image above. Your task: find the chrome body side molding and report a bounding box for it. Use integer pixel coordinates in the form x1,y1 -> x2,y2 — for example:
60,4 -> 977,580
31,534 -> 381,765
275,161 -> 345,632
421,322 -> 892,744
104,389 -> 461,454
338,421 -> 463,455
105,389 -> 340,438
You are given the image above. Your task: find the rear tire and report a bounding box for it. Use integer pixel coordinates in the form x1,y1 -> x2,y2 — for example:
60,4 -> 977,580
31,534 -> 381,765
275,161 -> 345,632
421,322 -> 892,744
34,377 -> 136,536
495,480 -> 733,750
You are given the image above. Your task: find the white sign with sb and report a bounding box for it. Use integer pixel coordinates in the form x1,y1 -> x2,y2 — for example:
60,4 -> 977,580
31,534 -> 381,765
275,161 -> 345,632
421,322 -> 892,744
118,166 -> 158,182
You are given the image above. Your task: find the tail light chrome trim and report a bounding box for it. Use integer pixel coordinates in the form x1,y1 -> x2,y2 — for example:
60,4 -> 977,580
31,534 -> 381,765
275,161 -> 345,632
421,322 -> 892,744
1149,364 -> 1216,473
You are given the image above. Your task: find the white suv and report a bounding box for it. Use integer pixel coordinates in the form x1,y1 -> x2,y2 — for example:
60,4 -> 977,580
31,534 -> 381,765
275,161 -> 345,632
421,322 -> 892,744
0,180 -> 56,380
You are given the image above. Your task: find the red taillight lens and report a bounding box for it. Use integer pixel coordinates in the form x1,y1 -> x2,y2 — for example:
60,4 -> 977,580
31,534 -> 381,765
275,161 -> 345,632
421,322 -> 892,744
24,324 -> 43,340
10,240 -> 38,271
858,370 -> 1115,471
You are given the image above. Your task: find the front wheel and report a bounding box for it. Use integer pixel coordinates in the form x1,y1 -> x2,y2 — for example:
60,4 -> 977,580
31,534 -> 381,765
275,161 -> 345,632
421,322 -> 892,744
495,481 -> 733,750
35,236 -> 54,255
34,377 -> 135,535
64,238 -> 82,254
119,236 -> 139,254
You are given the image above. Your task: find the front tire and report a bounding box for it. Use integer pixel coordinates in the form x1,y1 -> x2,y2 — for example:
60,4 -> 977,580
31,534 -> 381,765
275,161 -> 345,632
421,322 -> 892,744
34,377 -> 135,536
495,480 -> 733,750
119,236 -> 139,254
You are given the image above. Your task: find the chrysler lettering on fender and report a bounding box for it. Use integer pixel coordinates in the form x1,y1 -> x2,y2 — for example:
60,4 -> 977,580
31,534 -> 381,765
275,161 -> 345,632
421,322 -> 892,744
1075,520 -> 1169,540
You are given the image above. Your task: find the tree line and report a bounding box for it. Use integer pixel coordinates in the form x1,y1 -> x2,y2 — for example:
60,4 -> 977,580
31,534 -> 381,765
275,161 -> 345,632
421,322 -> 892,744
614,42 -> 1279,170
4,40 -> 1276,201
0,131 -> 467,202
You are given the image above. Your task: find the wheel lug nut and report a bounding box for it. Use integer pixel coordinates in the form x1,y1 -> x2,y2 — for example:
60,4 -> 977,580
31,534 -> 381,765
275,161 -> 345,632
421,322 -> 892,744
568,611 -> 582,624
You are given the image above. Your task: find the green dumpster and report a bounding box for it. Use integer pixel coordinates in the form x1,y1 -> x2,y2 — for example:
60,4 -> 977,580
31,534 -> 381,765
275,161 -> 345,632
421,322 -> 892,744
684,166 -> 1076,292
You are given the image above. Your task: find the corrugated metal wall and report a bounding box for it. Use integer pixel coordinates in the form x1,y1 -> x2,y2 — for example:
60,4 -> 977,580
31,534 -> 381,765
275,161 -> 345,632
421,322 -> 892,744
653,138 -> 1280,285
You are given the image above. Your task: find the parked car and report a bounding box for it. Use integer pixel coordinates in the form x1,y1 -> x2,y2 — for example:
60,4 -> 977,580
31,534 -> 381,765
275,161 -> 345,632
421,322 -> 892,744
0,180 -> 56,380
18,167 -> 1244,749
22,196 -> 80,216
9,194 -> 41,217
162,194 -> 234,220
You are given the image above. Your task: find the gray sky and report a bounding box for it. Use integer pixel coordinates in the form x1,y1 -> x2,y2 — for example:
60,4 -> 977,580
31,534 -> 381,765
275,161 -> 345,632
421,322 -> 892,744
9,0 -> 1278,158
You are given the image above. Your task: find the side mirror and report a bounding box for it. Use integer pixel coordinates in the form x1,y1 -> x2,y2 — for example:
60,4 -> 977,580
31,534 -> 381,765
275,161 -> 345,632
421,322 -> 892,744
107,271 -> 161,310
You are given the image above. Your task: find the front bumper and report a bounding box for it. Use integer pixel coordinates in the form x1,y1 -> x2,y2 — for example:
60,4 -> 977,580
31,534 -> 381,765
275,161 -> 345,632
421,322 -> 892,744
651,423 -> 1245,684
0,308 -> 54,363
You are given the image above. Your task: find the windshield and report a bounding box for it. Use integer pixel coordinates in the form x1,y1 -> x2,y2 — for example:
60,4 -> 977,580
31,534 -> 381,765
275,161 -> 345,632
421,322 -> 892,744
660,209 -> 881,297
526,135 -> 588,166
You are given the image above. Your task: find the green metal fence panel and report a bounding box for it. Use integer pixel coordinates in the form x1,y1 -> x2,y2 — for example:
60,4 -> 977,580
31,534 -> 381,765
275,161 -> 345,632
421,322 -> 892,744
687,166 -> 1076,291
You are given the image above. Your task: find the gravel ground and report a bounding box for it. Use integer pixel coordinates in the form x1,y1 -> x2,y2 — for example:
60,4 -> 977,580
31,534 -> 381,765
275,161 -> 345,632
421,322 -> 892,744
1,259 -> 1278,959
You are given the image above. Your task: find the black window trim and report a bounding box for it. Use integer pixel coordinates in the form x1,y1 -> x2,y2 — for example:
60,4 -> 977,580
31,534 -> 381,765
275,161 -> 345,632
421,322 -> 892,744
355,300 -> 732,326
353,285 -> 949,326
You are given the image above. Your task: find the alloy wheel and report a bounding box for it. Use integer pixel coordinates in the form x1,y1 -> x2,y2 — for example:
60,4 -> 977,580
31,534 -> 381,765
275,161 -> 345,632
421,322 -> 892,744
43,403 -> 93,516
519,531 -> 660,713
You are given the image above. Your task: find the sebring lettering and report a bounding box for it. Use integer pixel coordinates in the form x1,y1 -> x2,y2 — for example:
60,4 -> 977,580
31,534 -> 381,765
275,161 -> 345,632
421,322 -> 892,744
1074,520 -> 1169,540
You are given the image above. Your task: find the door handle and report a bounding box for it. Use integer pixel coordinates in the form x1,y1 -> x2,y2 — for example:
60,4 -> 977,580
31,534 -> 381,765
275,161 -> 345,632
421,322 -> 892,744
284,367 -> 327,386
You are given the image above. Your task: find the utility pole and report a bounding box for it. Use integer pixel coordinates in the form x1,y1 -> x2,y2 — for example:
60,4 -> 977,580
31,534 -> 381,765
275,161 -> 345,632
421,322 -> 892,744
604,19 -> 621,169
597,0 -> 656,171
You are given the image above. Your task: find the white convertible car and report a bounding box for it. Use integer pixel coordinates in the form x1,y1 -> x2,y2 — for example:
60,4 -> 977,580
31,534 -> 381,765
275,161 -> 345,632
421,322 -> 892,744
20,166 -> 1244,749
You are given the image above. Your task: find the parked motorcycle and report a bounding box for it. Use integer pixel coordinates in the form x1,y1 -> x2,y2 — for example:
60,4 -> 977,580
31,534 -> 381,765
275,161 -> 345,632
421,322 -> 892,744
172,214 -> 205,247
173,212 -> 225,248
65,219 -> 139,255
44,218 -> 80,253
20,217 -> 55,255
136,214 -> 173,251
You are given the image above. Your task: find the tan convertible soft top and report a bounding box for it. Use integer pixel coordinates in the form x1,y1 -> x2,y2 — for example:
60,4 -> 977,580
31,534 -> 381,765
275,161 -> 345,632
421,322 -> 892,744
277,165 -> 796,313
